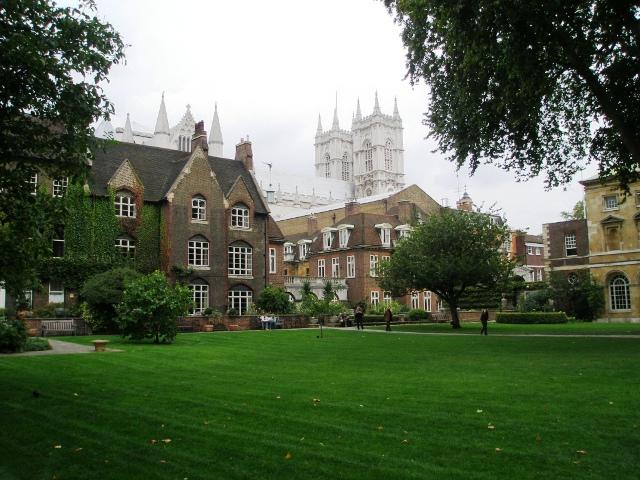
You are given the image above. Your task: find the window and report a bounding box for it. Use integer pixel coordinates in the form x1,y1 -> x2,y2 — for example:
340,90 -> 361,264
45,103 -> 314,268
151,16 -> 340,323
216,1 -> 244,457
179,135 -> 191,152
342,153 -> 350,181
380,228 -> 391,247
527,246 -> 534,255
331,257 -> 340,278
115,236 -> 135,259
188,235 -> 209,268
338,228 -> 351,248
370,255 -> 379,277
299,242 -> 309,260
567,273 -> 578,285
189,281 -> 209,315
535,247 -> 541,255
228,286 -> 252,315
49,281 -> 64,304
318,259 -> 325,278
22,290 -> 33,309
323,232 -> 333,250
384,291 -> 392,304
269,248 -> 277,274
324,153 -> 331,178
115,191 -> 136,218
384,140 -> 393,170
52,178 -> 68,197
346,255 -> 355,278
604,195 -> 619,210
564,233 -> 577,256
437,299 -> 445,312
192,195 -> 206,221
52,225 -> 64,258
231,204 -> 250,229
284,244 -> 294,255
228,243 -> 252,276
609,274 -> 631,311
423,291 -> 432,312
28,174 -> 38,195
382,255 -> 390,264
370,291 -> 379,306
364,140 -> 373,171
411,291 -> 419,309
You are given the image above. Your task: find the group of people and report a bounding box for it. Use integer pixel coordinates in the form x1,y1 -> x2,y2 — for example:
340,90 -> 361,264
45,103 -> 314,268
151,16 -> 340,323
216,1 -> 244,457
353,306 -> 394,331
259,314 -> 278,330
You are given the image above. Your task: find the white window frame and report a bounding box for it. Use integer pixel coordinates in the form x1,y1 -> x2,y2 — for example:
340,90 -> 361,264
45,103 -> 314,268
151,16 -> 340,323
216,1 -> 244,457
535,247 -> 541,255
52,177 -> 68,198
52,226 -> 64,258
28,174 -> 38,195
48,281 -> 64,304
192,195 -> 207,221
423,291 -> 432,312
269,248 -> 277,274
564,233 -> 577,256
370,290 -> 379,306
604,195 -> 619,211
318,259 -> 325,278
346,255 -> 355,278
411,291 -> 419,309
338,228 -> 351,248
115,191 -> 136,218
369,255 -> 379,277
231,204 -> 250,229
383,291 -> 392,305
323,232 -> 333,250
299,242 -> 309,260
527,246 -> 534,255
115,236 -> 135,259
609,275 -> 631,311
228,288 -> 252,315
188,236 -> 210,268
331,257 -> 340,278
189,283 -> 209,315
228,244 -> 252,276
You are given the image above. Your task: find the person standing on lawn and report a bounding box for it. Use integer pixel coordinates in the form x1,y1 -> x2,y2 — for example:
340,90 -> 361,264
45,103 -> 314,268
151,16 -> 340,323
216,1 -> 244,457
384,307 -> 393,332
480,309 -> 489,335
355,306 -> 364,330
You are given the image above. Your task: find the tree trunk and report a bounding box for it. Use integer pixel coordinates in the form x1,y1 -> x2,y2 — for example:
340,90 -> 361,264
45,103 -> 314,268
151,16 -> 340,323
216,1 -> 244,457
449,304 -> 461,329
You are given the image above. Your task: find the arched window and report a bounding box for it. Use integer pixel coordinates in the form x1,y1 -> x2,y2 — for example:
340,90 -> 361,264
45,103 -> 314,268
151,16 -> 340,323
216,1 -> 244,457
341,152 -> 350,181
609,274 -> 631,311
324,153 -> 331,178
228,241 -> 252,276
115,235 -> 136,258
188,235 -> 209,268
189,279 -> 209,315
115,190 -> 136,218
384,139 -> 393,170
192,195 -> 206,221
228,285 -> 253,315
364,140 -> 373,172
231,203 -> 250,229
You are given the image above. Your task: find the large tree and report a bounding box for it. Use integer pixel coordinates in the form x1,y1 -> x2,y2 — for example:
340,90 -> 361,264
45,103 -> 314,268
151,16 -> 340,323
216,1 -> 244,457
0,0 -> 125,297
383,1 -> 640,189
379,210 -> 512,328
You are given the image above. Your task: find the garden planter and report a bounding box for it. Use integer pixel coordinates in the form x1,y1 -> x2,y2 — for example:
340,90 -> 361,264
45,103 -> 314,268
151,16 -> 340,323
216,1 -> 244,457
92,339 -> 109,352
203,324 -> 214,332
27,328 -> 38,337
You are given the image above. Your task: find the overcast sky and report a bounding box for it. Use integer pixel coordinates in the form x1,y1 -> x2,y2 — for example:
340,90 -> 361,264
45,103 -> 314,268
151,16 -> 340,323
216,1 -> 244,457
89,0 -> 596,233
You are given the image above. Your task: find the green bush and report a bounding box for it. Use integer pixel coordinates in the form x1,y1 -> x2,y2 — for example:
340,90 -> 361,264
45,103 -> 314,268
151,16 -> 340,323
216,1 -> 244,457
23,337 -> 51,352
254,285 -> 294,314
0,308 -> 6,320
406,308 -> 430,321
81,267 -> 141,333
367,301 -> 407,315
117,271 -> 191,343
32,303 -> 65,318
521,289 -> 553,312
0,319 -> 28,353
496,312 -> 569,324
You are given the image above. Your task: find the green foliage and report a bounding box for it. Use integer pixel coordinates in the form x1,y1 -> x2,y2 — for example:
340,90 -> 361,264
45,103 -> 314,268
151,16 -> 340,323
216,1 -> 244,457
367,301 -> 407,315
298,282 -> 346,317
81,268 -> 141,333
549,271 -> 604,321
117,271 -> 191,343
458,285 -> 502,310
37,257 -> 116,291
384,1 -> 640,190
406,308 -> 430,321
23,337 -> 51,352
520,290 -> 553,313
560,201 -> 585,221
379,210 -> 512,328
32,303 -> 65,318
254,285 -> 294,314
135,204 -> 161,273
0,319 -> 27,353
496,312 -> 568,324
0,1 -> 125,296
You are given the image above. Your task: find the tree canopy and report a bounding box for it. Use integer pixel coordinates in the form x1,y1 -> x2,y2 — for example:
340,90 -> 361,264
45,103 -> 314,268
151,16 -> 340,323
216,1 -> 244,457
560,200 -> 585,220
383,1 -> 640,189
379,210 -> 512,327
0,0 -> 125,296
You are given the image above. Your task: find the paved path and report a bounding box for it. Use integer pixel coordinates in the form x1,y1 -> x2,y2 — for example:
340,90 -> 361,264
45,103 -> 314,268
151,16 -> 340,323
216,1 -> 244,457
333,327 -> 640,338
0,339 -> 121,357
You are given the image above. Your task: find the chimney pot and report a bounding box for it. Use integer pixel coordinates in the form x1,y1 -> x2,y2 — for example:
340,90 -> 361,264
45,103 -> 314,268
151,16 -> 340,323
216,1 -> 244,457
191,120 -> 208,152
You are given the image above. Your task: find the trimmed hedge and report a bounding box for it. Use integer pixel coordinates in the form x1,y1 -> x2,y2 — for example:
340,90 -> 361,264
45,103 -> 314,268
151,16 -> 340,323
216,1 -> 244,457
406,309 -> 430,321
496,312 -> 568,324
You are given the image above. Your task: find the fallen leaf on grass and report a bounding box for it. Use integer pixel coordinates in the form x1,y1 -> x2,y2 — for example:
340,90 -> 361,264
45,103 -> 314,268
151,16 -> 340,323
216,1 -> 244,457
402,439 -> 409,444
312,398 -> 320,403
74,448 -> 83,452
609,401 -> 614,405
162,439 -> 172,443
476,409 -> 483,413
377,426 -> 384,431
203,421 -> 209,425
53,445 -> 62,449
495,448 -> 502,452
299,437 -> 305,442
487,424 -> 496,430
276,395 -> 281,399
73,393 -> 79,397
150,439 -> 158,444
160,460 -> 166,464
576,450 -> 587,455
535,433 -> 542,443
284,452 -> 293,460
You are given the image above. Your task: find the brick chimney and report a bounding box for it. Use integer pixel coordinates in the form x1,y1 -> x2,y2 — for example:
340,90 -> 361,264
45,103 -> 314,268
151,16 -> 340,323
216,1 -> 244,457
345,200 -> 360,217
235,136 -> 254,171
397,200 -> 413,223
191,120 -> 208,152
307,214 -> 318,236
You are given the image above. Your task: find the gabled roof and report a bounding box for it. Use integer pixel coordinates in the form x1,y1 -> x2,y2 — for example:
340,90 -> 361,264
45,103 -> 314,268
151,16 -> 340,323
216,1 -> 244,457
90,141 -> 267,213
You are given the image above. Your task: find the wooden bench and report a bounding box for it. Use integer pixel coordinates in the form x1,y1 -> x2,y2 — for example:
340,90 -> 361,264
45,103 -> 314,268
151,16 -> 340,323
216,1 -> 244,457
177,324 -> 194,332
41,319 -> 76,336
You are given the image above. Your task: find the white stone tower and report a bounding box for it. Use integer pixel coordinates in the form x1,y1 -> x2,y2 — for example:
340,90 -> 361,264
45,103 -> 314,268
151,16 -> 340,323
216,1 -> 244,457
314,97 -> 354,183
151,92 -> 171,149
208,103 -> 224,157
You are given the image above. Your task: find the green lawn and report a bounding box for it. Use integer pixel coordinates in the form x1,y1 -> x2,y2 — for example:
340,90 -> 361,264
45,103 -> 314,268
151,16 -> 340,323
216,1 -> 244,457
1,330 -> 639,479
370,321 -> 640,335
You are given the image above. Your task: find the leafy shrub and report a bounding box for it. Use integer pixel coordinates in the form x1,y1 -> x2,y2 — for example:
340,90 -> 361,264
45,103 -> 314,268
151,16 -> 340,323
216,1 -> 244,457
496,312 -> 568,324
521,289 -> 553,312
406,308 -> 430,321
0,308 -> 6,320
0,319 -> 28,353
254,285 -> 294,314
32,303 -> 65,318
367,301 -> 407,315
117,271 -> 191,343
549,271 -> 604,321
81,267 -> 141,333
23,338 -> 51,352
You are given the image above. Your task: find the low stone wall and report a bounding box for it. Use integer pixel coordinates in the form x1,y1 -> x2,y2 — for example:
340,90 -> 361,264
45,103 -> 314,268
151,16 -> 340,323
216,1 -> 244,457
177,314 -> 312,332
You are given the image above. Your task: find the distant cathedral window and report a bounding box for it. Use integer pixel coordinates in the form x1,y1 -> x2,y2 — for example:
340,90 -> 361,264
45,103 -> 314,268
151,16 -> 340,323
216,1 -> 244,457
342,153 -> 350,181
324,153 -> 330,178
384,140 -> 393,170
364,140 -> 373,172
179,135 -> 191,152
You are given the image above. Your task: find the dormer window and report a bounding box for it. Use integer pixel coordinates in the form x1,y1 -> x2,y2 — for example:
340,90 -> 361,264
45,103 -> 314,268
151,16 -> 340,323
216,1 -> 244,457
298,240 -> 311,260
395,224 -> 411,241
337,224 -> 354,248
375,223 -> 392,247
231,203 -> 250,229
192,195 -> 206,221
284,242 -> 295,261
321,227 -> 337,251
115,191 -> 136,218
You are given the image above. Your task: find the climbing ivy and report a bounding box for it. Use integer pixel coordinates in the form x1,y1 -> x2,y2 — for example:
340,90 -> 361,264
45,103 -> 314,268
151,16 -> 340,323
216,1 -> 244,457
135,204 -> 161,273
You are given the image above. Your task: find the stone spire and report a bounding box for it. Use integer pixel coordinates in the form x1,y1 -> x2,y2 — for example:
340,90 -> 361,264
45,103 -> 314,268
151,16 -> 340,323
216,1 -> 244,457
152,92 -> 171,148
373,91 -> 381,115
355,98 -> 362,121
393,96 -> 400,119
208,102 -> 223,157
316,114 -> 323,135
331,94 -> 339,130
122,113 -> 134,143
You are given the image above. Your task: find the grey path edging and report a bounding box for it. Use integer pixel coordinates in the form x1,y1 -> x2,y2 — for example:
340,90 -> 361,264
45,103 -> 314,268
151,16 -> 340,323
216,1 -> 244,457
0,339 -> 122,357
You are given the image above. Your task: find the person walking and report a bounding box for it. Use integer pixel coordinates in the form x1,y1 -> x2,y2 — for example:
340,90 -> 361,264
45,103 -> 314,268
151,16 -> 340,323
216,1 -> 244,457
480,309 -> 489,336
384,307 -> 393,332
355,306 -> 364,330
